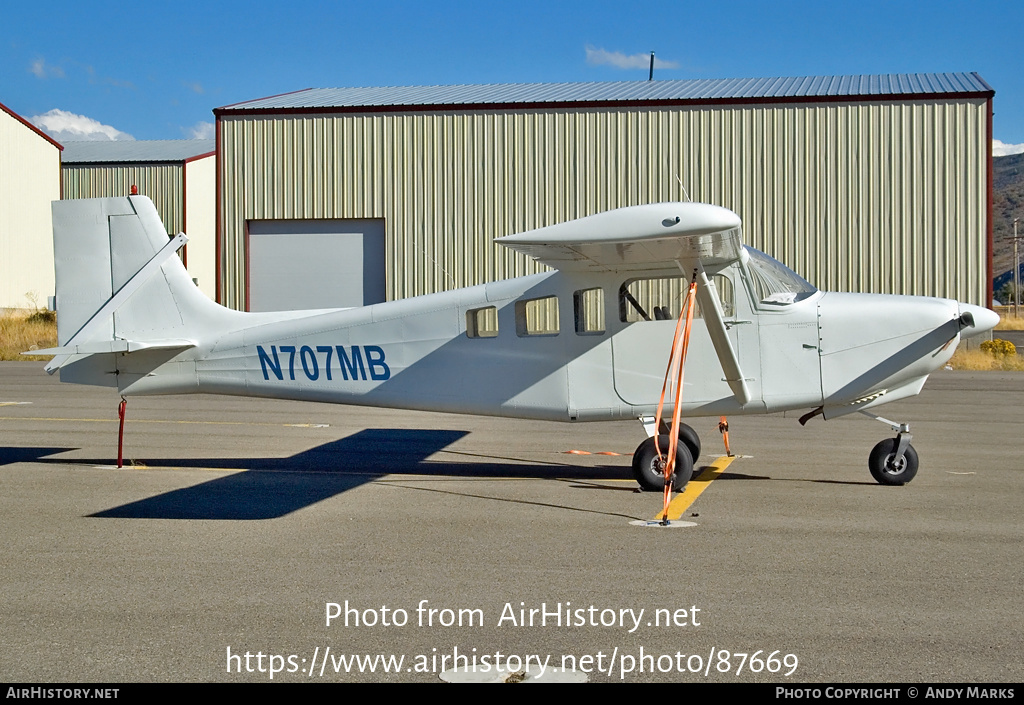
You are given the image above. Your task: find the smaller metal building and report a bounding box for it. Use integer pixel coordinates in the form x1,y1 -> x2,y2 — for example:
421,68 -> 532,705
0,100 -> 62,310
61,140 -> 217,300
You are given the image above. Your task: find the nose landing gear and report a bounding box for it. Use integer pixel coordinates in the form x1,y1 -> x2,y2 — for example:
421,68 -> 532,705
868,437 -> 919,485
862,412 -> 918,485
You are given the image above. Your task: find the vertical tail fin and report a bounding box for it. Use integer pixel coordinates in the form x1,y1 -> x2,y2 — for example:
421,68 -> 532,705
42,196 -> 211,380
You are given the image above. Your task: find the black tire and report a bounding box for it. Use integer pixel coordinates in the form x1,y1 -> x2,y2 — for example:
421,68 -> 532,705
678,423 -> 701,464
632,435 -> 694,492
868,439 -> 919,485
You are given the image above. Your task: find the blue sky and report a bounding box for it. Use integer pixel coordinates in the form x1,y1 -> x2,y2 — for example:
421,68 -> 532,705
4,0 -> 1024,153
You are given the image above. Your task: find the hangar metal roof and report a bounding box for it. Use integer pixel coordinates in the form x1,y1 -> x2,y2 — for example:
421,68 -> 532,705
218,72 -> 993,113
61,139 -> 215,164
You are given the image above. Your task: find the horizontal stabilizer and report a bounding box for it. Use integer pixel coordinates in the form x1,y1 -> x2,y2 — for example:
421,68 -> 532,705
30,339 -> 197,374
31,339 -> 196,357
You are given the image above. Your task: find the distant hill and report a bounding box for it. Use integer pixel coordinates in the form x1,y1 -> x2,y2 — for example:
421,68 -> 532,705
993,152 -> 1024,286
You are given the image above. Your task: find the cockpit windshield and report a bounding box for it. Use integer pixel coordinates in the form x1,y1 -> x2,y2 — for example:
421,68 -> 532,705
743,246 -> 817,305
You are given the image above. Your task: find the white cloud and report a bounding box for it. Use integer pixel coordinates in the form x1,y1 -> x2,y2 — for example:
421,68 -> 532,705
103,76 -> 135,90
29,109 -> 134,142
185,121 -> 215,140
29,57 -> 64,79
82,64 -> 135,90
994,139 -> 1024,157
585,45 -> 680,71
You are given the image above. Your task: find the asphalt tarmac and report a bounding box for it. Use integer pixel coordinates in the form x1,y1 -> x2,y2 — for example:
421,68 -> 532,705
1,361 -> 1021,683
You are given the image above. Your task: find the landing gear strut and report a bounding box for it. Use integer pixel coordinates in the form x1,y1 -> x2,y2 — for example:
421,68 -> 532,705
639,416 -> 701,465
862,412 -> 918,485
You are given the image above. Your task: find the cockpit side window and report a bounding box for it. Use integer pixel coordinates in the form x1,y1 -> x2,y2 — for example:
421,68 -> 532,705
619,274 -> 734,322
619,278 -> 681,322
713,274 -> 735,317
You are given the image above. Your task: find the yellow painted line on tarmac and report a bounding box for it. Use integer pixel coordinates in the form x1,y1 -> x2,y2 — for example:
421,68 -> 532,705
652,455 -> 735,521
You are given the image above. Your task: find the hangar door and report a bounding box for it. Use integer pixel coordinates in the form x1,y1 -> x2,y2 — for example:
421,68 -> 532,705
247,219 -> 386,312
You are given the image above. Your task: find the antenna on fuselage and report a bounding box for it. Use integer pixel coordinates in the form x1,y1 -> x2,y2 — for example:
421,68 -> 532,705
676,175 -> 692,202
415,214 -> 457,290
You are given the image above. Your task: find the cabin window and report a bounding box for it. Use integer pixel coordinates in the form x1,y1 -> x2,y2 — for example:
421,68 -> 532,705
619,275 -> 734,322
574,288 -> 605,335
466,306 -> 499,338
516,295 -> 559,336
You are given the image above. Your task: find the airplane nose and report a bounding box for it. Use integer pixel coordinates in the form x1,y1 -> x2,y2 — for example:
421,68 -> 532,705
958,303 -> 1000,334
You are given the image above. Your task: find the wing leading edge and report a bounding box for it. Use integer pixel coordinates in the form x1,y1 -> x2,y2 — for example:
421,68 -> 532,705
495,202 -> 743,272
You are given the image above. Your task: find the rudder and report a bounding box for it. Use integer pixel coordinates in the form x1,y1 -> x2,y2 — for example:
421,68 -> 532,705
44,196 -> 202,383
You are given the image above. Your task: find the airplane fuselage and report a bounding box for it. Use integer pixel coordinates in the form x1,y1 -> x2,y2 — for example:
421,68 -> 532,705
105,262 -> 965,424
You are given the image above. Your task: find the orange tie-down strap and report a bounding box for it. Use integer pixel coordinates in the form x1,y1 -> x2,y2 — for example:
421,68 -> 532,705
719,416 -> 732,457
653,272 -> 698,522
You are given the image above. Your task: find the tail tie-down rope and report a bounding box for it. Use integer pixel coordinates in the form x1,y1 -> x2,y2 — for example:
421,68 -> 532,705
653,270 -> 698,524
117,397 -> 127,469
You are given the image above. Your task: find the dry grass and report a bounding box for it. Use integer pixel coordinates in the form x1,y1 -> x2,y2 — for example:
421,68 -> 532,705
993,308 -> 1024,330
0,310 -> 57,361
948,345 -> 1024,371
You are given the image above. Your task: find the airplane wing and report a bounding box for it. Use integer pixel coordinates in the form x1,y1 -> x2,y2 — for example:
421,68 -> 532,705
498,201 -> 752,406
495,202 -> 743,272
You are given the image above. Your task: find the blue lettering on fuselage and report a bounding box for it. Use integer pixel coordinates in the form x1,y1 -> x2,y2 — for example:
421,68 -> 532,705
256,345 -> 391,382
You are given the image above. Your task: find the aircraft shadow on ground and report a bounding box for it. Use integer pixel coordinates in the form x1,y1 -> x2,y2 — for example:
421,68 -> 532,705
1,440 -> 848,521
0,447 -> 74,464
0,428 -> 629,521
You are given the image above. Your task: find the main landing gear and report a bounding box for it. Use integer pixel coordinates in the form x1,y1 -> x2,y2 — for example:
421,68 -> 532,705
863,412 -> 918,485
632,436 -> 694,492
631,418 -> 701,492
801,408 -> 920,486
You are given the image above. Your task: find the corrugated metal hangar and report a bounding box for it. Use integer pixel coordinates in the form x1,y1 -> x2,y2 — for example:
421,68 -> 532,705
0,101 -> 61,310
214,72 -> 994,312
61,140 -> 217,300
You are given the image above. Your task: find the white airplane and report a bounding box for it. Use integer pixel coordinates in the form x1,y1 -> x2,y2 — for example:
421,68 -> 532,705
36,196 -> 998,490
